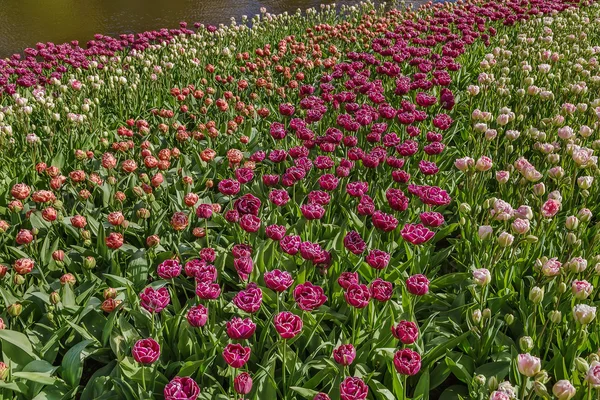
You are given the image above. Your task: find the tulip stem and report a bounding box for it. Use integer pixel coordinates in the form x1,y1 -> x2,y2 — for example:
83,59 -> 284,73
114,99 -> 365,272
282,339 -> 287,399
205,218 -> 210,248
230,366 -> 235,399
520,377 -> 528,400
352,307 -> 358,344
141,366 -> 147,392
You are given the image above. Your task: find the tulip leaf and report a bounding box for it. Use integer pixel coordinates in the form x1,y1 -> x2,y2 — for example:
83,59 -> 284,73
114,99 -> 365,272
61,339 -> 94,388
0,329 -> 38,366
290,387 -> 319,399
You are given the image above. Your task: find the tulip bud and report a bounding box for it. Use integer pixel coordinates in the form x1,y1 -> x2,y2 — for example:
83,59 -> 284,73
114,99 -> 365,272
549,310 -> 562,324
566,232 -> 578,246
234,372 -> 253,395
147,194 -> 155,202
459,217 -> 466,225
133,186 -> 145,197
504,314 -> 514,325
478,225 -> 493,240
482,308 -> 491,320
146,235 -> 160,247
84,256 -> 96,270
13,275 -> 25,286
81,230 -> 91,240
0,265 -> 7,279
137,208 -> 150,219
575,357 -> 589,373
498,232 -> 514,247
459,203 -> 472,214
535,370 -> 549,383
0,362 -> 8,381
529,286 -> 544,304
547,153 -> 560,164
565,216 -> 579,230
8,303 -> 22,317
52,250 -> 65,263
533,183 -> 545,196
50,291 -> 60,305
472,309 -> 482,324
473,374 -> 486,387
488,376 -> 498,391
557,282 -> 567,294
578,208 -> 592,222
104,288 -> 117,299
525,235 -> 538,243
589,353 -> 600,364
533,381 -> 549,397
483,198 -> 496,209
520,336 -> 534,352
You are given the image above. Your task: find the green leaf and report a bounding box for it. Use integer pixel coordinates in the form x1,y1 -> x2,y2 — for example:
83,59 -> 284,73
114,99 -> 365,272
0,329 -> 38,366
128,250 -> 149,289
12,371 -> 58,386
61,339 -> 94,388
439,385 -> 469,400
61,284 -> 76,307
0,381 -> 29,393
80,361 -> 117,399
414,369 -> 430,400
474,362 -> 510,381
445,354 -> 473,386
290,387 -> 319,399
422,332 -> 471,368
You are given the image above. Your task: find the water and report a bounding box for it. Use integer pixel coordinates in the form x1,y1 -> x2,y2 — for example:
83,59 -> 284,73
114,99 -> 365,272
0,0 -> 426,58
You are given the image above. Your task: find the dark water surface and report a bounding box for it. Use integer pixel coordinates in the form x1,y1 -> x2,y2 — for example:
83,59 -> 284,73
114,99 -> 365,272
0,0 -> 426,58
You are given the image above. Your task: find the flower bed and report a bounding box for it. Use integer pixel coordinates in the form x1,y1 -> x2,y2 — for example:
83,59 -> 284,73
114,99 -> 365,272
0,0 -> 598,399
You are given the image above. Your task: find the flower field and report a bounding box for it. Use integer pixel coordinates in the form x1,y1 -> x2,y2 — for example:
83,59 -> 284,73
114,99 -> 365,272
1,0 -> 600,398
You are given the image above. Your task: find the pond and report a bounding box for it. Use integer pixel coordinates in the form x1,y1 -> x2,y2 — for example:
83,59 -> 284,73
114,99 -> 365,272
0,0 -> 428,58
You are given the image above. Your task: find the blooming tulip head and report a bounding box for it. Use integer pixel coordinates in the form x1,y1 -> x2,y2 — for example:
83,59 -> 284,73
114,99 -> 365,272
132,338 -> 160,364
164,377 -> 200,400
392,320 -> 419,344
517,353 -> 541,377
406,274 -> 429,296
222,343 -> 251,369
273,311 -> 303,339
573,304 -> 596,325
333,344 -> 356,366
552,380 -> 576,400
393,348 -> 422,375
472,268 -> 491,286
339,377 -> 368,400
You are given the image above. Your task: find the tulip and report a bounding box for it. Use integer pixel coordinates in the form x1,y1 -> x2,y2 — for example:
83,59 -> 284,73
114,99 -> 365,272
339,377 -> 368,400
273,312 -> 303,339
394,348 -> 422,375
552,380 -> 576,400
234,372 -> 253,395
132,338 -> 160,364
164,377 -> 200,400
222,343 -> 251,369
517,353 -> 541,377
333,344 -> 356,366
